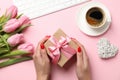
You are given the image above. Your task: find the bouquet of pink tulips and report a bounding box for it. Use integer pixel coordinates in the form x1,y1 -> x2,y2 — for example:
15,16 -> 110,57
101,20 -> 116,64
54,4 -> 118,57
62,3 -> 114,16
0,5 -> 34,68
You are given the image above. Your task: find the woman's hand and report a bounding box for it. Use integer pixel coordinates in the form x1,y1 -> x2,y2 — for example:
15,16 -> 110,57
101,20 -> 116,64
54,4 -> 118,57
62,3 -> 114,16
33,36 -> 51,80
72,38 -> 91,80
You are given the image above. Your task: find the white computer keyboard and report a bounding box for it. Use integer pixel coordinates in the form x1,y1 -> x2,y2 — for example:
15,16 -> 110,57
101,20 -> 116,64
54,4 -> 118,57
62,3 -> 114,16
13,0 -> 89,19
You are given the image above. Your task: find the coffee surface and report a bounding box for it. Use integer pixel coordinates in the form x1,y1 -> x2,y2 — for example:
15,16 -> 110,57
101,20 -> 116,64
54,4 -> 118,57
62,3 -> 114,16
86,7 -> 104,27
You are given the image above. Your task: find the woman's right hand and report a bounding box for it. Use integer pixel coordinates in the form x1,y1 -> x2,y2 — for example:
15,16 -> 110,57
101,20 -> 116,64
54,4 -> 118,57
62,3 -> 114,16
72,38 -> 91,80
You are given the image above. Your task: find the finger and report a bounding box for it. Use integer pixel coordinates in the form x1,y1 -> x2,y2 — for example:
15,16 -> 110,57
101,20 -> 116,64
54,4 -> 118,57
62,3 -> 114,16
76,47 -> 83,67
72,38 -> 89,67
39,35 -> 51,61
72,38 -> 83,66
33,35 -> 50,59
39,35 -> 50,55
40,43 -> 49,62
39,35 -> 51,45
33,42 -> 41,60
82,46 -> 89,68
71,38 -> 83,47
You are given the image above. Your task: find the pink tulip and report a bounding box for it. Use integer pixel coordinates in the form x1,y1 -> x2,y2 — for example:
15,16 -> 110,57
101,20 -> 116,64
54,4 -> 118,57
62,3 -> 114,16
6,5 -> 18,18
18,16 -> 31,26
7,34 -> 24,47
17,43 -> 34,54
3,19 -> 20,33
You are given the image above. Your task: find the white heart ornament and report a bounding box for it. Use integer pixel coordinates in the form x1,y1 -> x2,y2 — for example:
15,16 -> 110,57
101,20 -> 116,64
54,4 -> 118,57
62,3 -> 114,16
97,38 -> 118,58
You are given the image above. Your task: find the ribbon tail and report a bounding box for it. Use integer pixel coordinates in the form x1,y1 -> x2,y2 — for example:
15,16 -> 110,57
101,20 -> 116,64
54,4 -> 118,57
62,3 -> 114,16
52,54 -> 60,64
49,48 -> 61,64
61,46 -> 76,58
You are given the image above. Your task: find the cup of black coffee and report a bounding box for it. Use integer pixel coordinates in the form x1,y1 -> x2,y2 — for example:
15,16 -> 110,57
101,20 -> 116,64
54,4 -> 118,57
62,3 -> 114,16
86,7 -> 106,28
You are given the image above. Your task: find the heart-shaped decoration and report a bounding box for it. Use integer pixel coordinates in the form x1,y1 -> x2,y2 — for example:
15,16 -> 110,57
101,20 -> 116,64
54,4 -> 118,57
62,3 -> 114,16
97,38 -> 118,58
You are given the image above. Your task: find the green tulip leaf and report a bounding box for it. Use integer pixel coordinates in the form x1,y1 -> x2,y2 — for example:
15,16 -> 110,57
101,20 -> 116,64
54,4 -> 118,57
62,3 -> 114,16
0,48 -> 9,54
3,34 -> 10,40
0,35 -> 10,51
16,14 -> 23,19
0,43 -> 6,48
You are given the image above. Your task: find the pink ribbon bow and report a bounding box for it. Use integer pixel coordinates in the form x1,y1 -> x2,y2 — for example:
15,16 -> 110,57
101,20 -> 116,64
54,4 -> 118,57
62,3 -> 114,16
48,36 -> 76,64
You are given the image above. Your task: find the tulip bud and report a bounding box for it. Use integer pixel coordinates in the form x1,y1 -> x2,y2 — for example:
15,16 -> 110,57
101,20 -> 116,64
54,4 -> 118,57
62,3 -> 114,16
3,19 -> 20,33
18,16 -> 31,26
7,34 -> 24,47
17,43 -> 34,54
6,5 -> 18,18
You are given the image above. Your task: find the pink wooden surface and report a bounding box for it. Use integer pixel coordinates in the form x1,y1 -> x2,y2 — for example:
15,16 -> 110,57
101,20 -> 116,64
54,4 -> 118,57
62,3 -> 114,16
0,0 -> 120,80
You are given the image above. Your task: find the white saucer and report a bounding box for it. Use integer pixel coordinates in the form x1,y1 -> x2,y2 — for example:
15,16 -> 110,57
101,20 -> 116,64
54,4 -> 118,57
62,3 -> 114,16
77,1 -> 111,36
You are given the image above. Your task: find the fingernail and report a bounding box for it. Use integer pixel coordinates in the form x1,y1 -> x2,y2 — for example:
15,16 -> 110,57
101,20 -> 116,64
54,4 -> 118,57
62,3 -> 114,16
40,43 -> 45,49
78,47 -> 81,52
46,35 -> 51,38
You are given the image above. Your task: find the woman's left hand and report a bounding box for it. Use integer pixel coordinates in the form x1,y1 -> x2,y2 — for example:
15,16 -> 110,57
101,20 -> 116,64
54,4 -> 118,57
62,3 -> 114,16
33,36 -> 51,80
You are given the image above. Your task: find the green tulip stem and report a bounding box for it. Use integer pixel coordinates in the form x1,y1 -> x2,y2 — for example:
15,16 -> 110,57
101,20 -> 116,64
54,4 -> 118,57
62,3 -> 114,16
0,50 -> 29,59
0,56 -> 32,68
